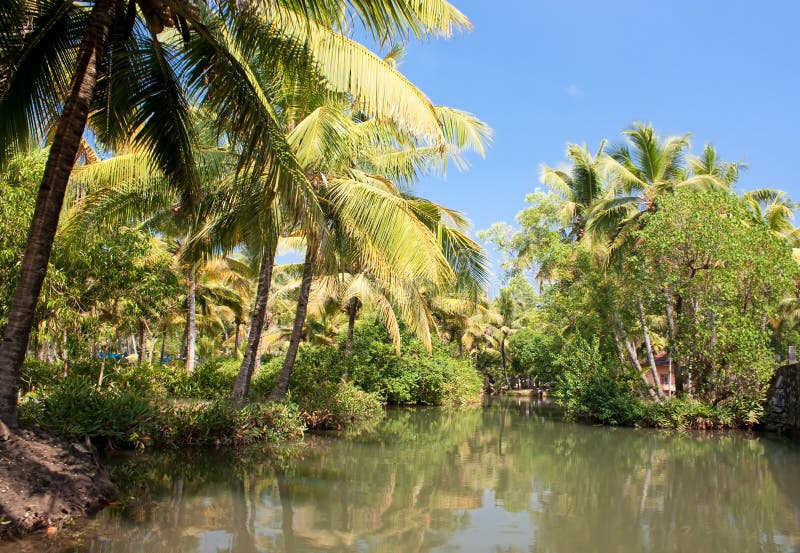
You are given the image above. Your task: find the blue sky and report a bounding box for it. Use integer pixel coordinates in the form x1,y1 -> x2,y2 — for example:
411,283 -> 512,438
388,0 -> 800,287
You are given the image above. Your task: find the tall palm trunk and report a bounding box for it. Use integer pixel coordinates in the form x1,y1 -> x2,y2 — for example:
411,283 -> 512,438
343,297 -> 360,358
233,319 -> 242,358
159,327 -> 167,364
638,301 -> 665,399
232,249 -> 276,407
500,332 -> 510,389
185,269 -> 197,373
137,318 -> 147,365
269,240 -> 316,402
341,297 -> 360,382
0,0 -> 117,427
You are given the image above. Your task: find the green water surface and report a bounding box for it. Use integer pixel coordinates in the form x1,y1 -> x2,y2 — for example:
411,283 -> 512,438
13,398 -> 800,552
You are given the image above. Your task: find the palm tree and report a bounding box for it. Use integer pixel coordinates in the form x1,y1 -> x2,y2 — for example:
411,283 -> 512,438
539,141 -> 607,241
588,123 -> 725,252
585,127 -> 742,399
0,0 -> 472,424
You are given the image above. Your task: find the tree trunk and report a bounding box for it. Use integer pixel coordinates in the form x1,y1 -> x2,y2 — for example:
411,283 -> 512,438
610,328 -> 629,372
500,333 -> 510,389
232,249 -> 276,407
612,305 -> 660,402
269,240 -> 316,402
344,298 -> 359,358
159,327 -> 167,364
185,269 -> 197,373
0,0 -> 117,426
60,329 -> 69,377
98,346 -> 107,389
638,301 -> 664,399
341,299 -> 359,382
180,316 -> 189,359
137,319 -> 146,366
664,291 -> 680,396
233,319 -> 242,358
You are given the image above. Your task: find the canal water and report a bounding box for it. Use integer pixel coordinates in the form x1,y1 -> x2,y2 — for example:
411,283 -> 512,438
11,398 -> 800,552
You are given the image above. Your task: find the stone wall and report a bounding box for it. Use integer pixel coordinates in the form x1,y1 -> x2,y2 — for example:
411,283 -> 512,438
766,363 -> 800,432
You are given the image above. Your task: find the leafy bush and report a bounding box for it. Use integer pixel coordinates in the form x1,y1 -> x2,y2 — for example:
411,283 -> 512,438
508,327 -> 557,385
295,381 -> 384,430
639,396 -> 761,430
18,374 -> 304,449
19,376 -> 152,447
551,336 -> 644,426
150,401 -> 304,447
253,317 -> 482,408
345,318 -> 483,405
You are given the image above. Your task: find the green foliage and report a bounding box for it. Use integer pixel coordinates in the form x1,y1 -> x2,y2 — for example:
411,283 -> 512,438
551,336 -> 644,426
150,401 -> 304,447
639,397 -> 741,430
18,360 -> 304,448
296,380 -> 384,430
485,130 -> 800,428
345,318 -> 483,405
639,189 -> 796,406
0,150 -> 45,326
19,376 -> 152,447
508,327 -> 557,384
254,317 -> 482,418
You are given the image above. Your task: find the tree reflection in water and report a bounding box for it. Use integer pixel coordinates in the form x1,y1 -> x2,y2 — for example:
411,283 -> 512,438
57,399 -> 800,553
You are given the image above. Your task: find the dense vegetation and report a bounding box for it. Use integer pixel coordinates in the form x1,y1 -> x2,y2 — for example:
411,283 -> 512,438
2,0 -> 798,456
0,0 -> 496,448
482,124 -> 800,428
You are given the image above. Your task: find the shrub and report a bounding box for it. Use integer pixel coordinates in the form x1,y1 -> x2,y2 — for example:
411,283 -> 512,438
150,400 -> 304,447
639,396 -> 760,430
551,335 -> 643,426
18,375 -> 305,449
508,327 -> 557,385
253,318 -> 483,408
19,376 -> 152,447
295,381 -> 384,430
345,318 -> 483,406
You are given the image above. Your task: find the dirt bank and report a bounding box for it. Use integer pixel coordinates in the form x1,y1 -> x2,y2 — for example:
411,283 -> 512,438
0,425 -> 114,539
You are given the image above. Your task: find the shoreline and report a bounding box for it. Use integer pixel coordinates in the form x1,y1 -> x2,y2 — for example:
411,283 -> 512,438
0,426 -> 115,540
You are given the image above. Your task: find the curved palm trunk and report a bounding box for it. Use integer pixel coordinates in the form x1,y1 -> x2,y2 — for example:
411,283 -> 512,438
232,250 -> 276,407
638,301 -> 665,399
612,305 -> 660,402
185,270 -> 197,373
0,0 -> 116,426
269,240 -> 316,402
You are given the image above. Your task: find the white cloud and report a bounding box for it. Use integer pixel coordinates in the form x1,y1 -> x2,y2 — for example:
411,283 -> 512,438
565,84 -> 584,98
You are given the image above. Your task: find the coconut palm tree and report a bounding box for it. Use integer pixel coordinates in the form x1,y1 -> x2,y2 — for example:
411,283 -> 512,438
539,141 -> 607,241
587,123 -> 725,252
0,0 -> 472,425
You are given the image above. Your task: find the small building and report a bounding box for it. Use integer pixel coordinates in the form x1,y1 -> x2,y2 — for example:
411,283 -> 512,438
642,353 -> 676,394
